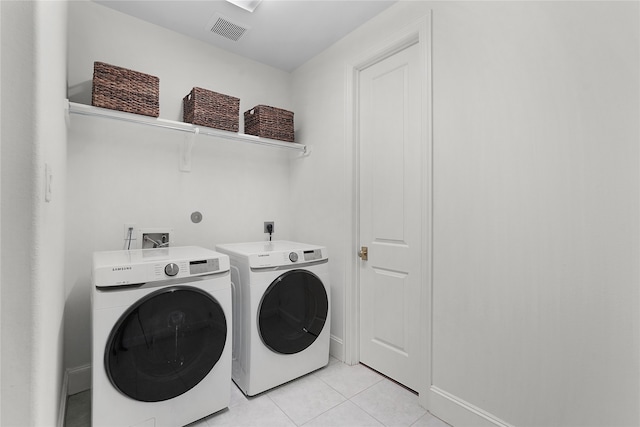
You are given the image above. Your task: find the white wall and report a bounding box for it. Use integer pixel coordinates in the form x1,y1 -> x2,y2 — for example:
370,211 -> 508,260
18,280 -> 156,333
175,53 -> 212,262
32,1 -> 68,425
1,2 -> 36,421
65,0 -> 296,375
1,0 -> 68,425
430,3 -> 638,426
0,1 -> 3,422
291,1 -> 639,426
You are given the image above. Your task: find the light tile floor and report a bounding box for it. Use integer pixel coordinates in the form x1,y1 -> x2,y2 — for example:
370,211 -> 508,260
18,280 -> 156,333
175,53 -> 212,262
65,358 -> 451,427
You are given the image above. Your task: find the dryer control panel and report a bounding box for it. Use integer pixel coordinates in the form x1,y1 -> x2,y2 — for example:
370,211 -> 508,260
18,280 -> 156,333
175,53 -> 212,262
249,248 -> 325,268
302,249 -> 323,261
216,240 -> 328,269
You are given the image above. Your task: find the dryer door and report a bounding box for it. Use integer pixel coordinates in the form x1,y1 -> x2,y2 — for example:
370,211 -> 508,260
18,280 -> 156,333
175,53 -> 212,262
258,270 -> 328,354
105,286 -> 227,402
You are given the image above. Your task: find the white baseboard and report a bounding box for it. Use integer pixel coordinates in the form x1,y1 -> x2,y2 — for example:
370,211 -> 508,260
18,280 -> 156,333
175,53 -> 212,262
57,368 -> 70,427
58,365 -> 91,427
429,386 -> 514,427
329,334 -> 344,362
67,364 -> 92,396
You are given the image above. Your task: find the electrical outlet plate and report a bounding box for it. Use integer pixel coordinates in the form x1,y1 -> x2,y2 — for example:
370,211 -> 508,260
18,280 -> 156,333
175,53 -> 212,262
263,221 -> 274,233
124,223 -> 137,240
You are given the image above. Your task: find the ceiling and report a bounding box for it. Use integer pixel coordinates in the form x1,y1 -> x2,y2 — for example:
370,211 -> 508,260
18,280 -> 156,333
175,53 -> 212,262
94,0 -> 397,72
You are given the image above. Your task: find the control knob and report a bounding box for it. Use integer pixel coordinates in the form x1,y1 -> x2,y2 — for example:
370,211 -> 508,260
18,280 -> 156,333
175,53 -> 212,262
289,252 -> 299,262
164,263 -> 179,277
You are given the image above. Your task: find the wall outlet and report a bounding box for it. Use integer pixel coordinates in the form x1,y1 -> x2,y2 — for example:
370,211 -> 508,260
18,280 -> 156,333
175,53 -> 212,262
264,221 -> 274,234
124,223 -> 137,240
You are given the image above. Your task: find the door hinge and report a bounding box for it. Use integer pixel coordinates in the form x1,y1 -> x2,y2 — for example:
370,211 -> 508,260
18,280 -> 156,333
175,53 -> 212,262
358,246 -> 368,261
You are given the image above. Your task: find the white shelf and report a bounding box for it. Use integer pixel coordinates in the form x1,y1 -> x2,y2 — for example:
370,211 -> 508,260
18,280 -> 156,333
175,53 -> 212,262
67,101 -> 306,153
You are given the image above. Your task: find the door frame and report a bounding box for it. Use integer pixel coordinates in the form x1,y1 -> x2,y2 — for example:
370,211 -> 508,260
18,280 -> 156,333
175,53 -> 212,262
343,13 -> 433,408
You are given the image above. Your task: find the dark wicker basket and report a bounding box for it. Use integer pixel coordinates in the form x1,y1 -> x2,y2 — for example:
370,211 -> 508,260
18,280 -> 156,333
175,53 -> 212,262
244,105 -> 294,142
183,87 -> 239,132
91,62 -> 159,117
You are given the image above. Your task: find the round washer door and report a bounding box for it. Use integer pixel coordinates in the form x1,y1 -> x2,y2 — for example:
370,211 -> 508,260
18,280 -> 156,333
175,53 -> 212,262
105,286 -> 227,402
258,270 -> 328,354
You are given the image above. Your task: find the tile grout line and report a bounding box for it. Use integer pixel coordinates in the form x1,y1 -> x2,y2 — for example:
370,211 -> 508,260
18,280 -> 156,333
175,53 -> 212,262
311,365 -> 391,426
265,391 -> 306,427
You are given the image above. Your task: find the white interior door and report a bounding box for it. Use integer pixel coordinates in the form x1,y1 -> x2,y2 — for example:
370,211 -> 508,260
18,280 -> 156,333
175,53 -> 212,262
358,42 -> 422,392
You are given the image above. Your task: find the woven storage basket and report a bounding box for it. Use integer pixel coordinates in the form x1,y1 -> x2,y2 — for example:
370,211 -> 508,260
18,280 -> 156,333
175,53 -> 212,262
183,87 -> 240,132
91,62 -> 159,117
244,105 -> 294,142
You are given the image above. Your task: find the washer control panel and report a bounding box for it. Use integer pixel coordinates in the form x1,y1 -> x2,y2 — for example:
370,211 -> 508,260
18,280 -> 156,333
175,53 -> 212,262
93,246 -> 230,288
155,258 -> 220,279
189,258 -> 220,275
164,263 -> 179,276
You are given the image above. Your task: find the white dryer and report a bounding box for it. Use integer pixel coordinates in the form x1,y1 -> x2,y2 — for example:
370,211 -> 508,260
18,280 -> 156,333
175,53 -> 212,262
92,246 -> 231,427
215,240 -> 330,396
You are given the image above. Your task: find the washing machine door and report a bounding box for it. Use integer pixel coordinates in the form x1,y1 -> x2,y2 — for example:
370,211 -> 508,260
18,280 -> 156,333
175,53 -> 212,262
258,269 -> 328,354
105,286 -> 227,402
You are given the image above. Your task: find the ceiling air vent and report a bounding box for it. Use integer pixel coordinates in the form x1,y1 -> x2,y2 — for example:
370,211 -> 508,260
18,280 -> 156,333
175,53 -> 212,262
208,14 -> 250,42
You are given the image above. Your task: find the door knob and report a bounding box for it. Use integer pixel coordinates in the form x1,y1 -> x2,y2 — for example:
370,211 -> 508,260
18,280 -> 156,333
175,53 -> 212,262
358,246 -> 368,261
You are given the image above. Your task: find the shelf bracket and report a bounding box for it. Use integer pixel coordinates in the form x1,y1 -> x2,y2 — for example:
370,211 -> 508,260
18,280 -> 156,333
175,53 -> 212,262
298,144 -> 311,158
180,128 -> 198,172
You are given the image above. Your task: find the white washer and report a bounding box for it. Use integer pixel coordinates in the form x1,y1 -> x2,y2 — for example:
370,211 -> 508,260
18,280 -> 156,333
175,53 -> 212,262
215,240 -> 330,396
92,246 -> 231,427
